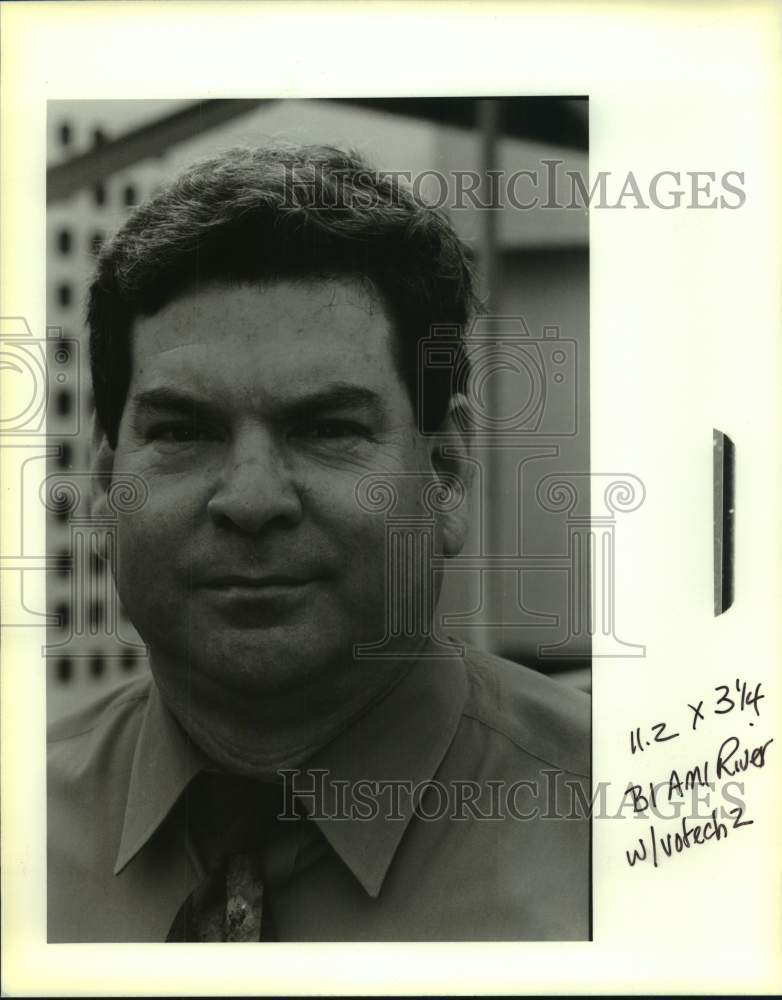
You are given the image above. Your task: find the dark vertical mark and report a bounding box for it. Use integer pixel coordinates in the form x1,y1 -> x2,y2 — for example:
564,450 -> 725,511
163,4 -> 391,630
713,430 -> 735,615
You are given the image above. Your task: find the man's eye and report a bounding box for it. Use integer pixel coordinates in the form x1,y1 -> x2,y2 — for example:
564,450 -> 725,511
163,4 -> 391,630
147,423 -> 214,445
294,420 -> 369,442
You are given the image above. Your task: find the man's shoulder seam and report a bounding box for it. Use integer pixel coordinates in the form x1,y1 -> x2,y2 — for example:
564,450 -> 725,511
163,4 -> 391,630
460,706 -> 590,779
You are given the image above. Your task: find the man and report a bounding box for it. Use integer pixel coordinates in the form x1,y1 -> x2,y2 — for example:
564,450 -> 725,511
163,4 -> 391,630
48,143 -> 590,942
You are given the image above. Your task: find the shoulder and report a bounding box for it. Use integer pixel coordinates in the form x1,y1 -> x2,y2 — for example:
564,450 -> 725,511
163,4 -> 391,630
460,645 -> 590,778
48,674 -> 152,777
47,674 -> 156,932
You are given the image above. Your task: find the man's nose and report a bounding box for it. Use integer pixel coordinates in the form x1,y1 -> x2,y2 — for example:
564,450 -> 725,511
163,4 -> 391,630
207,429 -> 303,533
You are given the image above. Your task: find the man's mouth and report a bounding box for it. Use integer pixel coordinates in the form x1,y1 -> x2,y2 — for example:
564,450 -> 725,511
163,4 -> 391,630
194,573 -> 318,621
201,574 -> 311,589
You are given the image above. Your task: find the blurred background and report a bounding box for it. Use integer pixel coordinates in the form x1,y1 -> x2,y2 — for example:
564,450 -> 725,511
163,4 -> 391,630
45,97 -> 589,721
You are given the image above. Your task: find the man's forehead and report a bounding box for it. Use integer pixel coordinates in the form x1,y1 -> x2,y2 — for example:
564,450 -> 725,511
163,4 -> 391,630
127,277 -> 403,407
136,276 -> 386,332
133,279 -> 392,354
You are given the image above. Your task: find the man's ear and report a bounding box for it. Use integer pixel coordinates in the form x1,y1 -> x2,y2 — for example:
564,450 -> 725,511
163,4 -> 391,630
429,392 -> 475,557
87,412 -> 116,522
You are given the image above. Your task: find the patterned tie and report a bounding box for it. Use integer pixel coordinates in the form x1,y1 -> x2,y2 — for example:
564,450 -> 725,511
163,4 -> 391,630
166,773 -> 288,942
167,850 -> 270,942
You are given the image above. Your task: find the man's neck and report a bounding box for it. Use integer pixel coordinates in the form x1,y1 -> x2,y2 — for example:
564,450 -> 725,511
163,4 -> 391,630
148,640 -> 432,779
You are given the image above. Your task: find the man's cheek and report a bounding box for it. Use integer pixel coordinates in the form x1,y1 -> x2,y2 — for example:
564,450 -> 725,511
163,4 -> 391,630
114,510 -> 174,592
345,518 -> 393,606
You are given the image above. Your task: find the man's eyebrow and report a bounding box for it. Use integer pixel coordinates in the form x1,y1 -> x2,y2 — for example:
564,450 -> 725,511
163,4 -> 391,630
130,383 -> 385,421
131,388 -> 222,421
281,384 -> 385,419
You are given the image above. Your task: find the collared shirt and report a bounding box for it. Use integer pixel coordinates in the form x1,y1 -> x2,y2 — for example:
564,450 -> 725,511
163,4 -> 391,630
48,645 -> 590,942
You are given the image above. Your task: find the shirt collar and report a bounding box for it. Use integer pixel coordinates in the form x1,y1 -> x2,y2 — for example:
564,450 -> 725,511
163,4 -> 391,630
114,654 -> 468,897
298,653 -> 468,897
114,681 -> 211,875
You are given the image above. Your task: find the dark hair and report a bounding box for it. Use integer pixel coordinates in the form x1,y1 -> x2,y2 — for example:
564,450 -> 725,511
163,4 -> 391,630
87,142 -> 478,447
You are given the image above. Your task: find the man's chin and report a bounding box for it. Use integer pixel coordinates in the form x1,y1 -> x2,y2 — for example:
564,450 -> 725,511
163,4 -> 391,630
173,621 -> 347,694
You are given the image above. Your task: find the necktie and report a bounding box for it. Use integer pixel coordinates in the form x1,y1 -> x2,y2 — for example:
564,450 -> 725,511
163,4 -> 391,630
166,850 -> 270,942
166,772 -> 290,942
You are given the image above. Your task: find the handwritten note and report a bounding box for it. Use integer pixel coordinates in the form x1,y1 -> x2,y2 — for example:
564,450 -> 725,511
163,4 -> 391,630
622,678 -> 772,869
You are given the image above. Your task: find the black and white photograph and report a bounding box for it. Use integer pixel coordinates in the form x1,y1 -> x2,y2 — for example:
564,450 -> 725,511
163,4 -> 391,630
44,96 -> 592,943
2,2 -> 780,996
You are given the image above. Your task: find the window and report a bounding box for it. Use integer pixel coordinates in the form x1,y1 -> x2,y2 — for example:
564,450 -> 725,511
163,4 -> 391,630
56,442 -> 73,469
57,229 -> 72,254
88,601 -> 104,631
123,183 -> 137,207
90,231 -> 105,256
55,390 -> 72,418
56,657 -> 73,682
89,655 -> 105,678
121,653 -> 139,672
53,339 -> 73,365
58,122 -> 72,147
92,127 -> 107,147
55,548 -> 71,578
90,551 -> 105,577
93,182 -> 107,207
57,283 -> 72,308
54,601 -> 70,630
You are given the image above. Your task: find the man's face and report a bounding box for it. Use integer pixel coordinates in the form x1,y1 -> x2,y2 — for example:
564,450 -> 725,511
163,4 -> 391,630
110,278 -> 446,746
